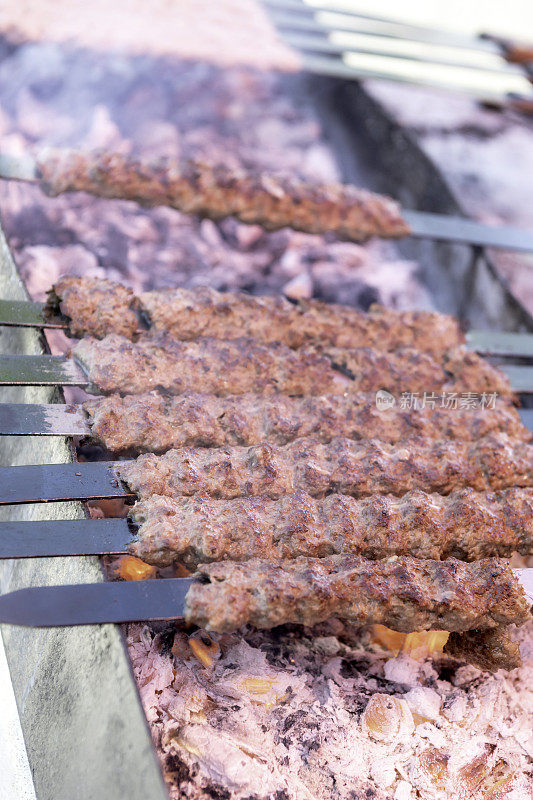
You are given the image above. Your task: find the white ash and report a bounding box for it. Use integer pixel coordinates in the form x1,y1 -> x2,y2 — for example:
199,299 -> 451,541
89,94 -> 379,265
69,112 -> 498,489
127,620 -> 533,800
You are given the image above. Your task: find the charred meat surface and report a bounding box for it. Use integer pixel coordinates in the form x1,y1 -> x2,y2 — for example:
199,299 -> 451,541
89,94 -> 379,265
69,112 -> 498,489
48,275 -> 462,356
116,433 -> 533,501
82,391 -> 528,454
46,275 -> 140,339
444,627 -> 523,672
128,487 -> 533,568
73,333 -> 510,397
184,555 -> 531,633
38,149 -> 411,242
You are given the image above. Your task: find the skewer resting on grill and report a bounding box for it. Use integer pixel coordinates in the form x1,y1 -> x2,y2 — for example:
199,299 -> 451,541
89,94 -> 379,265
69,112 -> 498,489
43,276 -> 463,356
128,487 -> 533,568
81,391 -> 530,452
4,148 -> 411,242
70,333 -> 511,397
2,486 -> 533,567
0,392 -> 527,449
3,284 -> 533,362
2,150 -> 533,251
1,432 -> 531,505
116,433 -> 533,501
0,557 -> 529,636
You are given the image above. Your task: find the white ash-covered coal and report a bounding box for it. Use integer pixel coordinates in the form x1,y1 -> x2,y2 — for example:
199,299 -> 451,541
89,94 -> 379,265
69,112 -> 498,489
128,619 -> 533,800
0,36 -> 429,312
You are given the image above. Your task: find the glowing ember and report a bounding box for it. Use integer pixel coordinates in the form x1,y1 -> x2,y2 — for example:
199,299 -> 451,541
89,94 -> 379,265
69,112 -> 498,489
188,632 -> 220,669
116,555 -> 157,581
372,625 -> 449,659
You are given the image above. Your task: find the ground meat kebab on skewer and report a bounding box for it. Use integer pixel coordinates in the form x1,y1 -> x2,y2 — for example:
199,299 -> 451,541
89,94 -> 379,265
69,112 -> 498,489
37,149 -> 411,242
116,433 -> 533,501
128,487 -> 533,568
83,391 -> 528,453
184,555 -> 530,635
48,275 -> 462,357
72,333 -> 510,396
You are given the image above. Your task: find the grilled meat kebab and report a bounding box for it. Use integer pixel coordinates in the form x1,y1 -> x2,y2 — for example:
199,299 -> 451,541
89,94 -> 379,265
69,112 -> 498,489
184,555 -> 530,634
116,433 -> 533,501
83,391 -> 526,453
37,149 -> 411,241
48,276 -> 462,356
73,333 -> 509,397
128,487 -> 533,568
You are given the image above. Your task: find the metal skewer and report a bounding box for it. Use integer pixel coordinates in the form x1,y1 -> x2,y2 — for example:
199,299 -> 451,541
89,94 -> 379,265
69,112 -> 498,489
263,0 -> 533,64
0,578 -> 194,627
0,518 -> 131,558
0,570 -> 530,628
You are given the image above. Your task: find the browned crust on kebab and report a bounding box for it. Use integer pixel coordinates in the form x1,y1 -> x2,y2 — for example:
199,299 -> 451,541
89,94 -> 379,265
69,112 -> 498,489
37,149 -> 411,242
83,391 -> 527,454
444,627 -> 523,672
319,344 -> 511,396
47,275 -> 464,354
116,433 -> 533,501
128,488 -> 533,568
140,285 -> 462,356
46,276 -> 140,339
184,555 -> 531,634
72,332 -> 510,397
73,332 -> 349,396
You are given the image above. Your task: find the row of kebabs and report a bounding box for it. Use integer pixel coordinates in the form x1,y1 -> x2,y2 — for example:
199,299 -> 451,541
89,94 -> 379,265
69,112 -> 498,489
44,276 -> 533,670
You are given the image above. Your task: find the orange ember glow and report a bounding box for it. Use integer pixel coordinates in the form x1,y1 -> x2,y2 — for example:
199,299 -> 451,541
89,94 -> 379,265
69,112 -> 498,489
117,555 -> 157,581
189,633 -> 220,668
372,625 -> 449,659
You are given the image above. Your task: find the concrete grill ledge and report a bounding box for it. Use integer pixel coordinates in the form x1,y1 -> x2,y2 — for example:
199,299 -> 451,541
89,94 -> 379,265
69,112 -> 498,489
0,225 -> 167,800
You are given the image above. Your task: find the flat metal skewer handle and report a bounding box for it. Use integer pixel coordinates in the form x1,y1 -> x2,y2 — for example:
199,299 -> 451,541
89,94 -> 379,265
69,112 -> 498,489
0,578 -> 194,627
0,518 -> 131,558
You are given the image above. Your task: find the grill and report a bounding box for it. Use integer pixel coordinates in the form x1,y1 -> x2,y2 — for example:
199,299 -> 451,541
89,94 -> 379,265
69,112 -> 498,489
0,24 -> 532,800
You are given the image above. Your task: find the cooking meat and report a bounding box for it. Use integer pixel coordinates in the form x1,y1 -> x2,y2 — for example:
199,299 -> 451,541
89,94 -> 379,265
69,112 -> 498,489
37,148 -> 411,242
128,487 -> 533,568
184,555 -> 531,634
141,287 -> 462,356
73,333 -> 510,397
46,276 -> 140,338
444,627 -> 523,672
47,275 -> 463,357
74,332 -> 349,396
83,391 -> 527,454
116,433 -> 533,501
